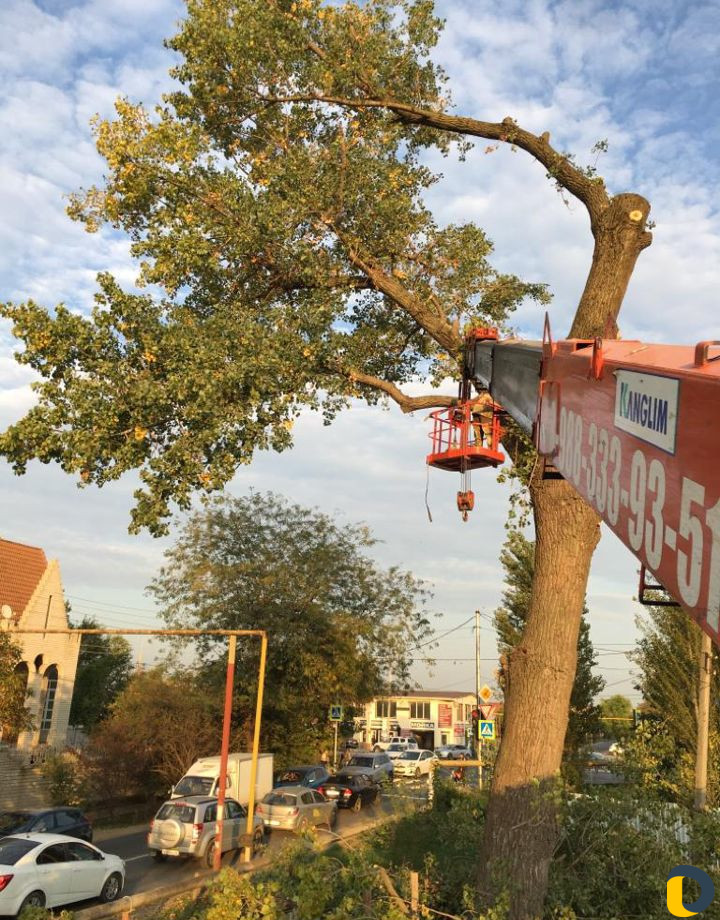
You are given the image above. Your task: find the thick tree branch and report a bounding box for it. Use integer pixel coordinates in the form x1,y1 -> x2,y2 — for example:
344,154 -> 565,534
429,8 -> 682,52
346,369 -> 456,414
256,92 -> 611,225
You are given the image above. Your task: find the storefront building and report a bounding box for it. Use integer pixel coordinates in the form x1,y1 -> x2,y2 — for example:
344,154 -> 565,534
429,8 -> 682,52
355,690 -> 476,751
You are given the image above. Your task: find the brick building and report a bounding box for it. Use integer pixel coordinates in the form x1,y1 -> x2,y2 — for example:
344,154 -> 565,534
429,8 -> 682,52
0,538 -> 80,751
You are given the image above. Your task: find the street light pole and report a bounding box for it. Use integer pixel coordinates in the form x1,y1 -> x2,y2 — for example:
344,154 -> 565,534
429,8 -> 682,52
214,634 -> 237,870
694,630 -> 712,811
475,609 -> 482,790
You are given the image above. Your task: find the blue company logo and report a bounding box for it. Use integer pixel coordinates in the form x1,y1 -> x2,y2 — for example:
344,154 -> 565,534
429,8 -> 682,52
618,381 -> 669,434
666,865 -> 715,916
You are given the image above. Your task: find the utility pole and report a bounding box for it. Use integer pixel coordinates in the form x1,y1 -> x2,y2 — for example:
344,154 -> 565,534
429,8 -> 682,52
694,630 -> 712,811
475,609 -> 482,789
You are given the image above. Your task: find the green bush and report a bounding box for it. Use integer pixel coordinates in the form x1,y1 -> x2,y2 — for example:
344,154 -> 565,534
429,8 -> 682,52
41,751 -> 83,807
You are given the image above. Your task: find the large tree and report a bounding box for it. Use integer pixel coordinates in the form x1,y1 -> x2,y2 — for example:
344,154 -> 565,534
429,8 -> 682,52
69,617 -> 134,732
0,2 -> 653,915
150,491 -> 432,761
494,531 -> 605,765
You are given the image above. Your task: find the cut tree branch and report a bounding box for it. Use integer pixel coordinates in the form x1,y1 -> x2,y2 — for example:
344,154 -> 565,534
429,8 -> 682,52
347,369 -> 457,414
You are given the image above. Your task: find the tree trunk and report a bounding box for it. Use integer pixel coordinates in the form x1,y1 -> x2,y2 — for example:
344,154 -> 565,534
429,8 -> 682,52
479,192 -> 652,919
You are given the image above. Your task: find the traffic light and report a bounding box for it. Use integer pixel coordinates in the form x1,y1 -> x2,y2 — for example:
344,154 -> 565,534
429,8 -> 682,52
471,708 -> 479,740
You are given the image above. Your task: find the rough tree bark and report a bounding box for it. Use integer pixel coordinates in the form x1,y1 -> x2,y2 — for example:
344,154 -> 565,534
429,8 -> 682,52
479,192 -> 652,919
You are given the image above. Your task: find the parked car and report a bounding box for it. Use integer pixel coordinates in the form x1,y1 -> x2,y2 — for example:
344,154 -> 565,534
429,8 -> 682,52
373,736 -> 417,753
147,796 -> 264,868
393,750 -> 438,778
273,765 -> 331,789
342,752 -> 394,783
256,787 -> 337,832
318,774 -> 381,811
344,738 -> 359,749
0,808 -> 92,842
434,745 -> 472,760
0,834 -> 124,916
385,739 -> 420,761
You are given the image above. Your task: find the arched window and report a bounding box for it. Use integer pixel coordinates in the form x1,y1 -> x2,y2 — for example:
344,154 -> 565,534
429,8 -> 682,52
39,664 -> 58,744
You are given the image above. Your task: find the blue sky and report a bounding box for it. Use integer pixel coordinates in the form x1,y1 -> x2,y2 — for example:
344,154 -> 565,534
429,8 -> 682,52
2,0 -> 719,700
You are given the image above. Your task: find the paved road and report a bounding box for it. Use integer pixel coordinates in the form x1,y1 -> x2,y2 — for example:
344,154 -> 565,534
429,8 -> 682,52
89,782 -> 430,903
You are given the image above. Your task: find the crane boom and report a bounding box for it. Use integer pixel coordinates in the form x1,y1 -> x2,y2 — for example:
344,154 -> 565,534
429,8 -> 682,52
466,325 -> 720,646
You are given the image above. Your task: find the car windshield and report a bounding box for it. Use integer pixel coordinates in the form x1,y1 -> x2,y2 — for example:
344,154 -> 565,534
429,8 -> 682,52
400,751 -> 421,760
277,770 -> 308,783
348,756 -> 374,767
0,812 -> 30,833
0,837 -> 39,865
156,803 -> 196,823
264,793 -> 297,807
173,776 -> 214,797
387,745 -> 404,752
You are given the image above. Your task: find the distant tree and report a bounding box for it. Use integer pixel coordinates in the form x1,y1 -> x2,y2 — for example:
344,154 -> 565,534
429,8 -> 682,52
69,617 -> 134,731
0,631 -> 34,740
495,531 -> 605,760
599,694 -> 633,738
84,667 -> 223,799
630,605 -> 720,802
150,492 -> 432,761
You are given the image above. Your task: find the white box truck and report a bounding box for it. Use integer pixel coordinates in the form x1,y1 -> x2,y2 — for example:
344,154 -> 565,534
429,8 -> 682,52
171,753 -> 274,805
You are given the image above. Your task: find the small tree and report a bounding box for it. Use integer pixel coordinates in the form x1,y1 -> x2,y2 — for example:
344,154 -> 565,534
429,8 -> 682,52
495,531 -> 605,762
84,667 -> 223,800
0,631 -> 34,741
69,617 -> 134,731
599,694 -> 633,739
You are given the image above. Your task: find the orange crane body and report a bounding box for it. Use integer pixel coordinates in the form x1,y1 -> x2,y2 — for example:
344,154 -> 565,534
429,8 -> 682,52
534,335 -> 720,643
457,325 -> 720,645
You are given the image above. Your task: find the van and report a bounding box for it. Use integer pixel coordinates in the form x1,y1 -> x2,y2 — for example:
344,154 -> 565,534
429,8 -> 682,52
171,753 -> 274,806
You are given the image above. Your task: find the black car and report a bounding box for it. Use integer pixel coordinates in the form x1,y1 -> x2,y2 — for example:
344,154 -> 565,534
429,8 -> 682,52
273,765 -> 331,790
318,773 -> 380,811
0,807 -> 92,841
344,738 -> 359,749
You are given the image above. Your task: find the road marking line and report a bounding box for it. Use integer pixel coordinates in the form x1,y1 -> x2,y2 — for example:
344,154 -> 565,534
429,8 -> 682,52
125,854 -> 151,862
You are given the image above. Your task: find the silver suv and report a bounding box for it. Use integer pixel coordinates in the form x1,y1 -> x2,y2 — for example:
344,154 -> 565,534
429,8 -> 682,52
147,796 -> 264,868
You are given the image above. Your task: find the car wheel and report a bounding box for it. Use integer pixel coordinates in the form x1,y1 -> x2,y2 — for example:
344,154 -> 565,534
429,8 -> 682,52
252,827 -> 265,854
352,796 -> 362,813
151,851 -> 168,863
18,891 -> 45,912
414,767 -> 421,779
100,873 -> 123,903
205,839 -> 219,869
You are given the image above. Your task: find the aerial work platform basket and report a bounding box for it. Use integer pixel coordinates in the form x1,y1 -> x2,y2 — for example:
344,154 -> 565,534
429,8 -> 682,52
426,400 -> 505,472
426,328 -> 506,520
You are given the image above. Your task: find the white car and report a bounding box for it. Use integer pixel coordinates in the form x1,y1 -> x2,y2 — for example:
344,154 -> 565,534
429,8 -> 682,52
373,737 -> 418,754
393,750 -> 438,778
385,740 -> 419,761
0,834 -> 125,916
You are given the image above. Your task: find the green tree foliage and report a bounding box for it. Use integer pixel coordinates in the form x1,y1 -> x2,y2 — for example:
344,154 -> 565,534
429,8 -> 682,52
69,617 -> 134,731
628,605 -> 720,804
599,693 -> 633,738
84,667 -> 223,800
0,631 -> 34,738
149,492 -> 432,761
494,531 -> 605,757
0,1 -> 549,536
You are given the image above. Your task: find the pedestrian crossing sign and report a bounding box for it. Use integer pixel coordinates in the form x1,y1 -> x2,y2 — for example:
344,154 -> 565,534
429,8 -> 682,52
329,705 -> 343,722
479,720 -> 496,740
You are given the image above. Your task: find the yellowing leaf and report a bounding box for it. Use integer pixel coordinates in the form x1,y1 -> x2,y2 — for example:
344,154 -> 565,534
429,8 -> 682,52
134,425 -> 148,441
